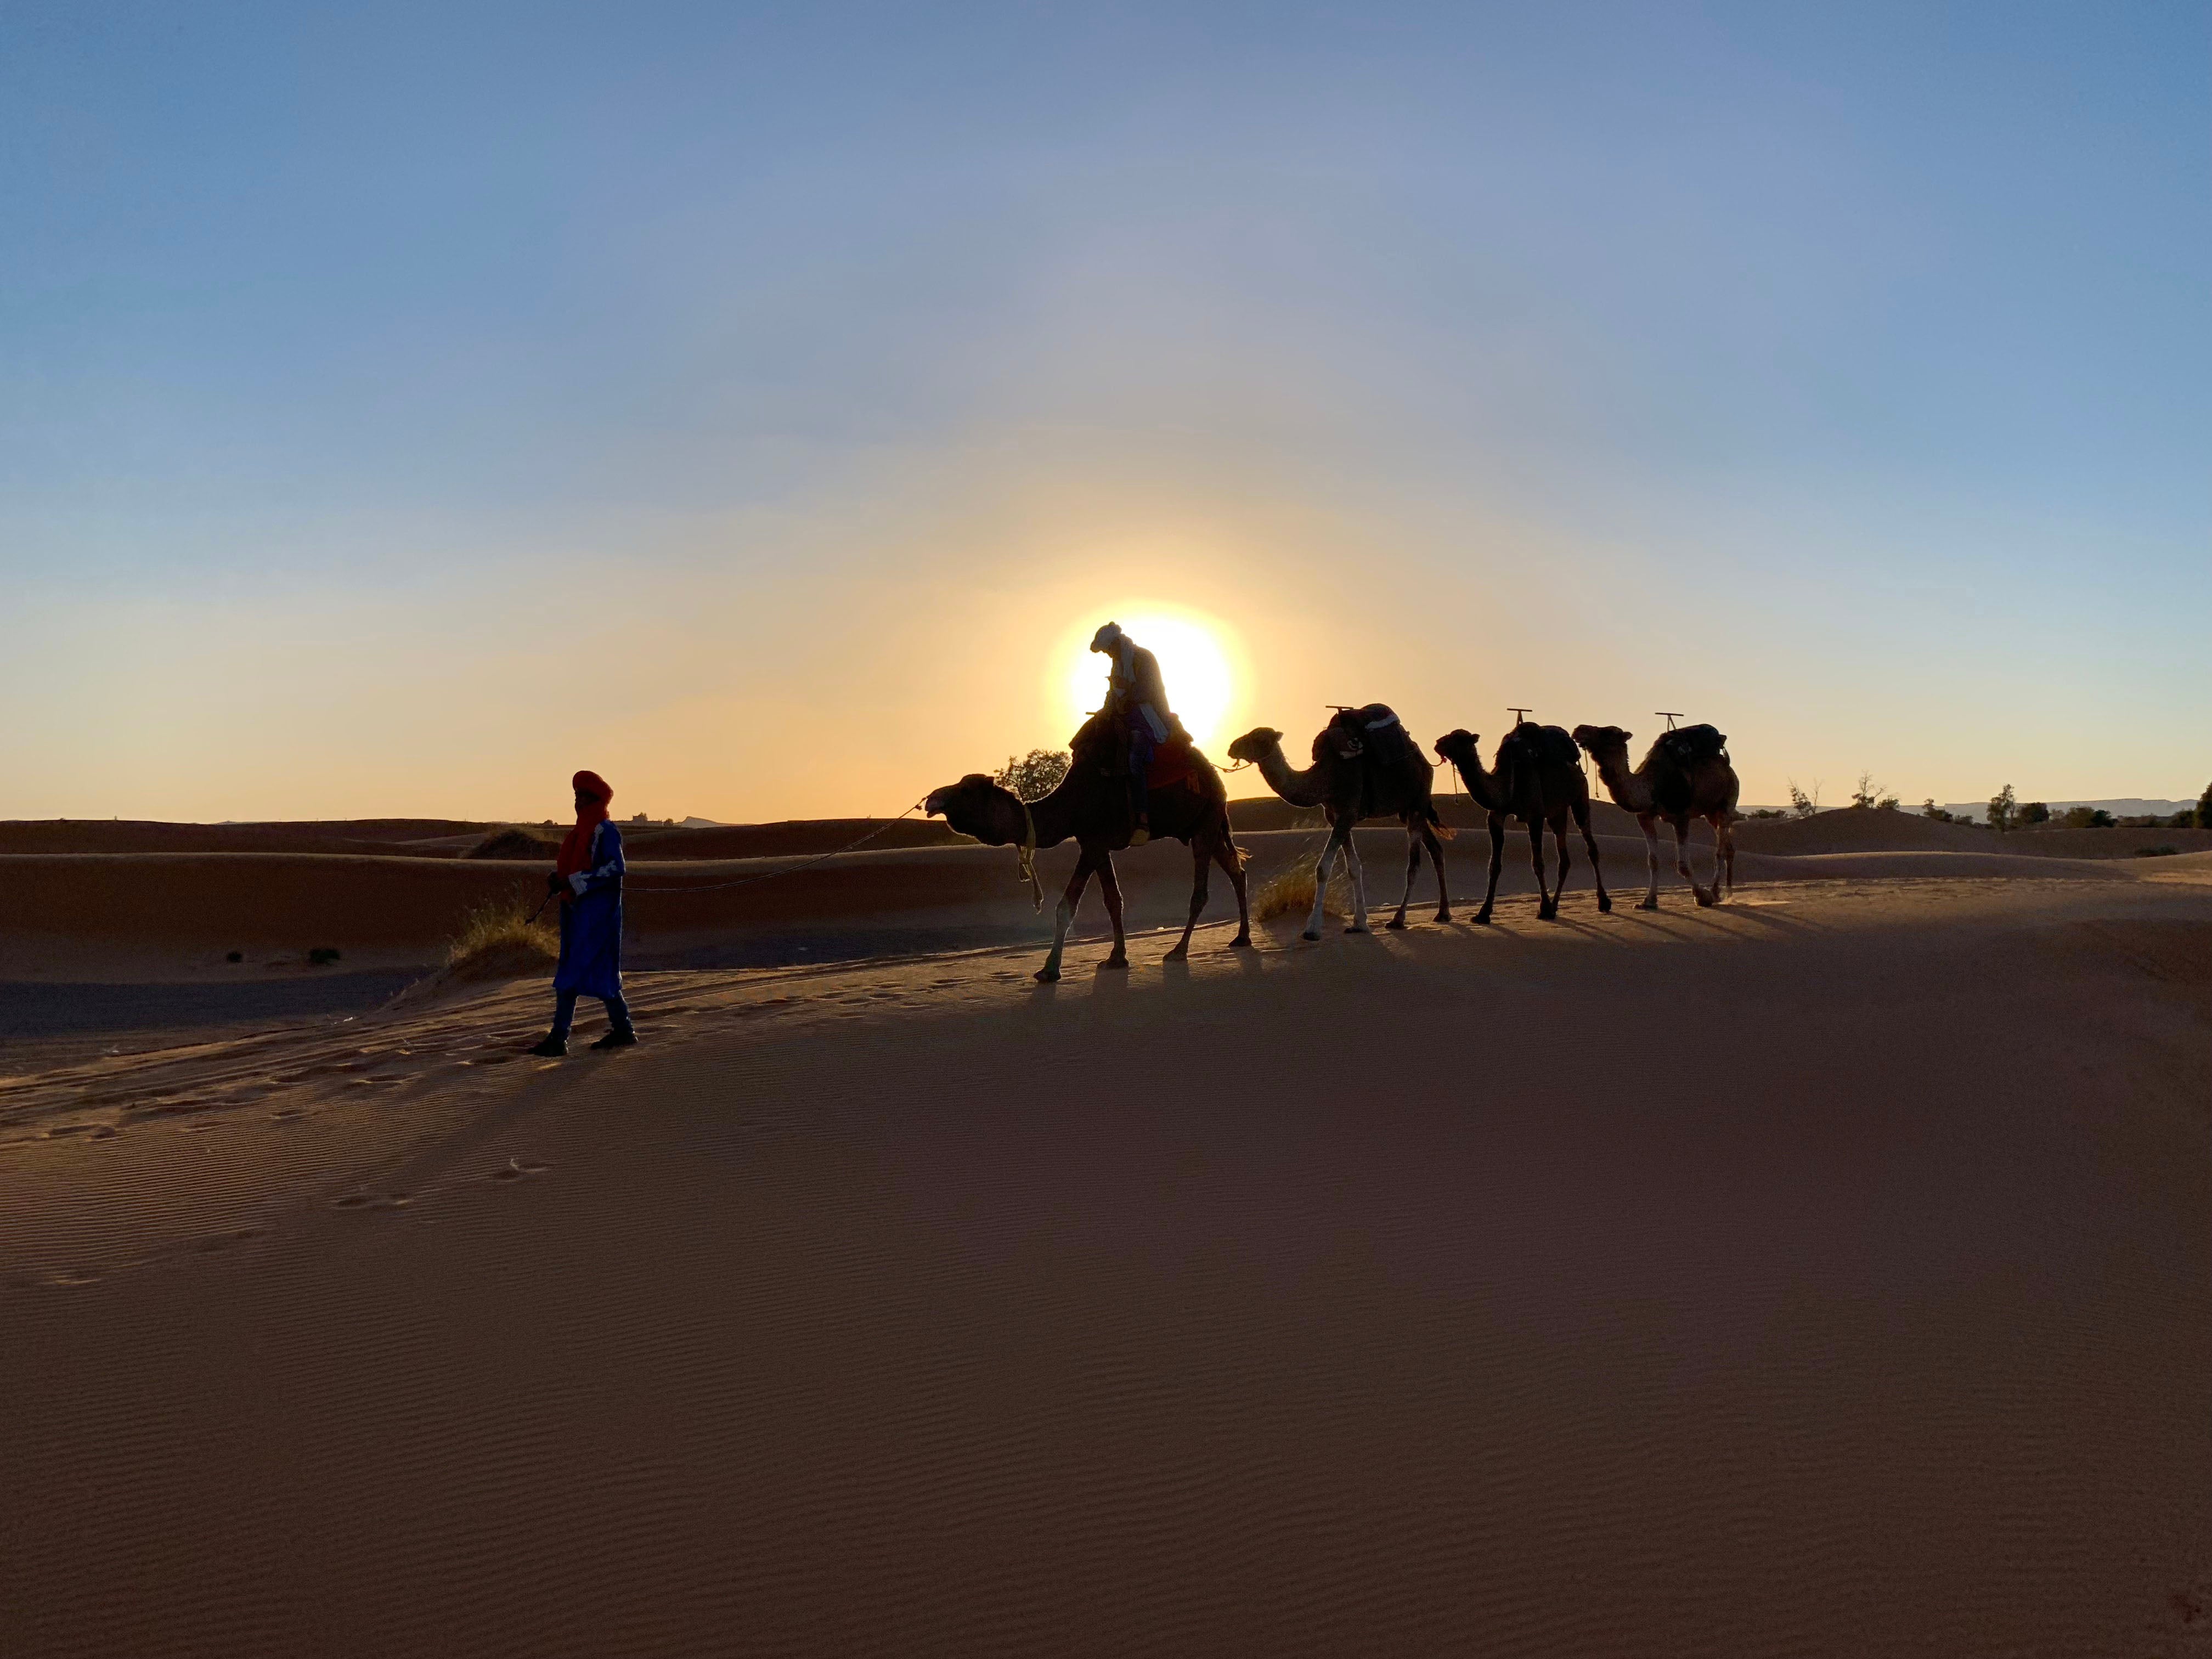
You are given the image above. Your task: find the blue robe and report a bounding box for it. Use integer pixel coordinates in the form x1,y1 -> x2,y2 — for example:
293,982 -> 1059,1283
554,820 -> 625,1000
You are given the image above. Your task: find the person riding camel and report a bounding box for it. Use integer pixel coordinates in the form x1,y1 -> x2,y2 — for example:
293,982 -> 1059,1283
1090,621 -> 1174,845
529,769 -> 638,1057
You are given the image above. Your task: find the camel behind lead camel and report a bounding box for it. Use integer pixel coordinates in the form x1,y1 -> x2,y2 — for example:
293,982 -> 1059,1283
1226,704 -> 1449,940
1571,723 -> 1739,908
924,710 -> 1250,983
1433,723 -> 1610,922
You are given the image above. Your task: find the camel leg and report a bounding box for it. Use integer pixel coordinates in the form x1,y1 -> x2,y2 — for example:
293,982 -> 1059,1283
1637,814 -> 1662,910
1037,850 -> 1097,983
1165,842 -> 1209,961
1673,816 -> 1716,907
1423,819 -> 1452,922
1387,824 -> 1420,930
1475,813 -> 1505,924
1528,816 -> 1555,921
1215,836 -> 1252,948
1343,833 -> 1371,933
1304,824 -> 1349,942
1720,816 -> 1736,898
1097,855 -> 1131,965
1548,810 -> 1573,918
1575,798 -> 1611,913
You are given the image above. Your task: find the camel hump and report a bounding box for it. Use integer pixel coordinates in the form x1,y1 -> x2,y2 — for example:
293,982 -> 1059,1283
1658,724 -> 1729,767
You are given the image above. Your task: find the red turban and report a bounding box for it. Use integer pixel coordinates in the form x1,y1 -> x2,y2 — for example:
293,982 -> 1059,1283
557,770 -> 613,878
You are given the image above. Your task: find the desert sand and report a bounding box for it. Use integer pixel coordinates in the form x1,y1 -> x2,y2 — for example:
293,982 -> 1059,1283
3,810 -> 2208,1656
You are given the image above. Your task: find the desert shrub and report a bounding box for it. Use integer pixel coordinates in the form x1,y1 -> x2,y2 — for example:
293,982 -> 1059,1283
466,826 -> 560,860
995,749 -> 1071,802
2057,806 -> 2113,829
1849,772 -> 1885,810
1251,860 -> 1352,923
444,899 -> 558,980
2017,800 -> 2051,826
1747,807 -> 1785,820
1787,779 -> 1821,819
1920,799 -> 1963,823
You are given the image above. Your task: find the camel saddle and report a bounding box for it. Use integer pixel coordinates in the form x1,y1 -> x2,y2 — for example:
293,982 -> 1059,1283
1657,724 -> 1729,768
1324,704 -> 1418,819
1072,709 -> 1198,793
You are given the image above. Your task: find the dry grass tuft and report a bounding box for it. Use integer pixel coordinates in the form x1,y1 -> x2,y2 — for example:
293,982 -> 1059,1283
1251,860 -> 1352,923
444,899 -> 559,980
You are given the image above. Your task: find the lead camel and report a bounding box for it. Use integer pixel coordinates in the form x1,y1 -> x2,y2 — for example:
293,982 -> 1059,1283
925,712 -> 1251,983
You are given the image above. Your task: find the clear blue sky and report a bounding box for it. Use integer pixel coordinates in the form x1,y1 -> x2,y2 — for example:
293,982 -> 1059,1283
4,2 -> 2206,820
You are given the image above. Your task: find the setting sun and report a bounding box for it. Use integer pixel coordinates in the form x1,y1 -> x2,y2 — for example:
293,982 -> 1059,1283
1056,608 -> 1244,750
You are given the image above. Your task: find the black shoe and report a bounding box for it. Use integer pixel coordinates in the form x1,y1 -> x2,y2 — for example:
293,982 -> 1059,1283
590,1028 -> 639,1051
528,1033 -> 568,1057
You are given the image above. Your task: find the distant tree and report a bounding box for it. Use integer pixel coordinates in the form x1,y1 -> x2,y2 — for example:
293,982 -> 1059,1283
1920,798 -> 1959,823
1787,778 -> 1821,820
1988,784 -> 2017,832
1849,771 -> 1882,810
2088,808 -> 2114,828
2198,782 -> 2212,830
2171,809 -> 2197,829
995,749 -> 1071,802
2017,800 -> 2050,827
1746,807 -> 1786,820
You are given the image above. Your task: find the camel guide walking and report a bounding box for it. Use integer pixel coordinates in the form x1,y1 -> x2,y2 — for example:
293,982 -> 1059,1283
530,769 -> 639,1057
1090,620 -> 1175,844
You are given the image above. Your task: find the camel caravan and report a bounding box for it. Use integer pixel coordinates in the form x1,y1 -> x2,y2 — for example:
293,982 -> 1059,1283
925,622 -> 1740,983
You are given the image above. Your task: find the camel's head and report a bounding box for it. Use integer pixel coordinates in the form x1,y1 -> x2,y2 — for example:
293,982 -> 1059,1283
1432,729 -> 1482,771
1571,724 -> 1631,766
923,774 -> 1026,847
1226,727 -> 1284,765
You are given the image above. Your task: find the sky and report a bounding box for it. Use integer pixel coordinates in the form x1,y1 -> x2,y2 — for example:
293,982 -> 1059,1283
3,1 -> 2207,823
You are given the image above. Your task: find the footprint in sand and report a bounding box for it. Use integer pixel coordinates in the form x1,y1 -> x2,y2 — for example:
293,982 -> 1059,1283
491,1158 -> 550,1182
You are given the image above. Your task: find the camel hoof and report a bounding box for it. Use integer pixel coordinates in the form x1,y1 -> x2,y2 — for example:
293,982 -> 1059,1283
1163,947 -> 1188,962
1637,898 -> 1659,912
1101,956 -> 1129,970
1034,968 -> 1060,984
1226,934 -> 1253,949
1344,924 -> 1368,935
1472,913 -> 1493,927
1299,929 -> 1321,943
1598,895 -> 1613,913
1386,917 -> 1407,931
1436,910 -> 1452,924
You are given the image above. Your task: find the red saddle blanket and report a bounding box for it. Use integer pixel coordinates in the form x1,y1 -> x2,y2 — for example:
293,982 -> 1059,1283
1146,737 -> 1198,791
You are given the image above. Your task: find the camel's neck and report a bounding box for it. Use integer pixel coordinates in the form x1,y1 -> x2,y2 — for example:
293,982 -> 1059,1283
1449,753 -> 1508,811
1018,774 -> 1085,848
1595,755 -> 1655,812
1252,743 -> 1329,809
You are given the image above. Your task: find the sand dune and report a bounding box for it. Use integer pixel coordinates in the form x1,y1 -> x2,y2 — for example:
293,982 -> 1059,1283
1,868 -> 2207,1657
